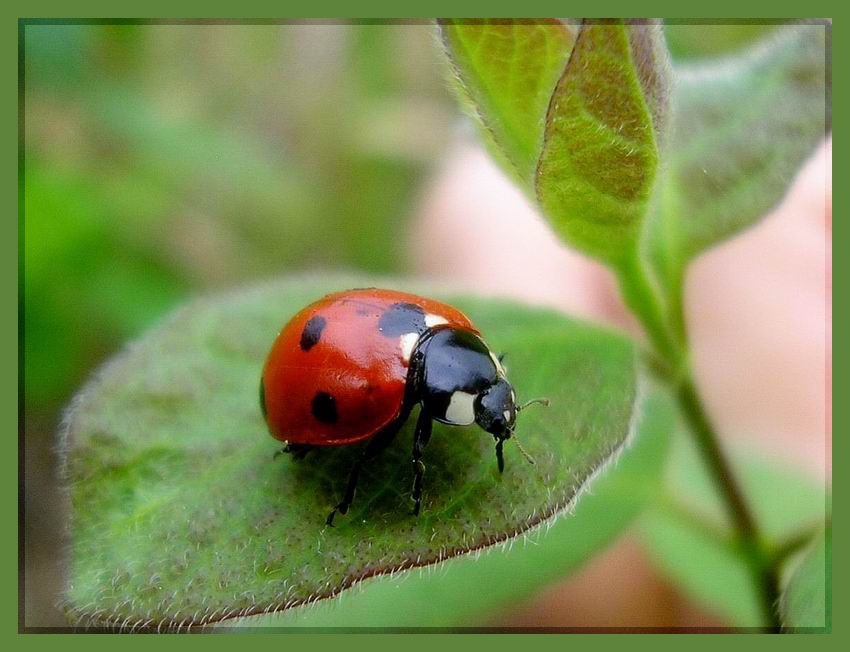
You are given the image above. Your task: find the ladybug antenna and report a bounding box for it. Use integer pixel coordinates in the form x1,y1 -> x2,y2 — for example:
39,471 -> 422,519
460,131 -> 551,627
509,431 -> 536,466
516,397 -> 550,412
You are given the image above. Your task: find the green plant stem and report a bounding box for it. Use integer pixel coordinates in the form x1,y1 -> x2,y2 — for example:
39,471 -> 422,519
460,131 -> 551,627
619,247 -> 782,631
616,250 -> 682,373
676,376 -> 782,631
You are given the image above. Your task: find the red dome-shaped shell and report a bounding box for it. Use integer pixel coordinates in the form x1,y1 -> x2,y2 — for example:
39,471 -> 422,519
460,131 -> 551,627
261,289 -> 478,446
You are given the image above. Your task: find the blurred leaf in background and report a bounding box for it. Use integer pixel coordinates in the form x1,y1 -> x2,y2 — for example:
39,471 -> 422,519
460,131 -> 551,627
24,22 -> 455,414
780,526 -> 830,631
664,22 -> 779,59
648,23 -> 828,306
639,435 -> 826,626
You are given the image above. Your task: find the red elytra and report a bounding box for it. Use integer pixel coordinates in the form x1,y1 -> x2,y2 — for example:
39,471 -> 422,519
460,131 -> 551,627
260,288 -> 478,446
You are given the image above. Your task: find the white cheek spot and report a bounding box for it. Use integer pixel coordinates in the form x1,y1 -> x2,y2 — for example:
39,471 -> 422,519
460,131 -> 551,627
445,391 -> 476,425
399,332 -> 420,362
503,410 -> 511,422
425,313 -> 448,328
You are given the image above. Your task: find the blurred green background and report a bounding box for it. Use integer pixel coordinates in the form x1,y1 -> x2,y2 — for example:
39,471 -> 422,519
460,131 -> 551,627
23,21 -> 777,627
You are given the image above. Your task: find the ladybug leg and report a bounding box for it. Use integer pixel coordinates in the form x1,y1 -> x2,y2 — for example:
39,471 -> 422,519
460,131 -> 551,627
410,408 -> 433,516
274,443 -> 314,460
326,413 -> 407,527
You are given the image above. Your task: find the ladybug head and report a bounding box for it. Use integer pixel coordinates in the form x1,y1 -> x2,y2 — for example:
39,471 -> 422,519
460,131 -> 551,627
474,378 -> 517,439
476,380 -> 547,472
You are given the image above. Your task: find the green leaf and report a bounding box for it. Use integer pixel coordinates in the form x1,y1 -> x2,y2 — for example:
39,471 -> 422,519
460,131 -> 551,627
650,23 -> 829,296
438,19 -> 577,188
232,388 -> 675,628
536,19 -> 672,265
781,527 -> 830,631
61,275 -> 643,629
665,23 -> 780,60
640,434 -> 828,627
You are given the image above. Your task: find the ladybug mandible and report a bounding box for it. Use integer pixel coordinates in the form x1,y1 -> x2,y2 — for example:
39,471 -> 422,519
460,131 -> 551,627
260,288 -> 546,525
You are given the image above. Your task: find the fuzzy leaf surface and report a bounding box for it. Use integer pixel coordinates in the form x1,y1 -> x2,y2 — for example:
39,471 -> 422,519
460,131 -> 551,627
231,388 -> 675,628
61,276 -> 641,629
438,19 -> 576,187
535,19 -> 671,264
650,23 -> 829,294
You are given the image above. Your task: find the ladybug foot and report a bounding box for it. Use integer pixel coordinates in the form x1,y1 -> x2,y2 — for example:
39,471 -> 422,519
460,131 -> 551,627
326,503 -> 349,527
275,443 -> 313,461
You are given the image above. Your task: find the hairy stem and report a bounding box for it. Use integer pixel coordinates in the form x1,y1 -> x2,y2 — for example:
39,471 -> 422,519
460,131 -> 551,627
616,250 -> 682,374
620,247 -> 781,631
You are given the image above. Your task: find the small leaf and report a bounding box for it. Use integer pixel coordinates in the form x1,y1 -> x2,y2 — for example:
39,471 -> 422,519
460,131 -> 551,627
61,275 -> 641,629
665,23 -> 780,60
438,19 -> 577,187
640,434 -> 828,627
649,23 -> 829,293
781,527 -> 830,631
536,19 -> 672,265
232,388 -> 675,628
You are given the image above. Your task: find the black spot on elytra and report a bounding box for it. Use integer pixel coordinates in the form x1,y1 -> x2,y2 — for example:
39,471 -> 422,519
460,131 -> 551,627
378,302 -> 426,337
300,315 -> 326,351
259,377 -> 267,420
312,392 -> 338,423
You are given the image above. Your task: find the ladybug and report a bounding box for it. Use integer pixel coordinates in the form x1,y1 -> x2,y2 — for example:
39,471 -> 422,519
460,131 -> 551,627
260,288 -> 546,525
